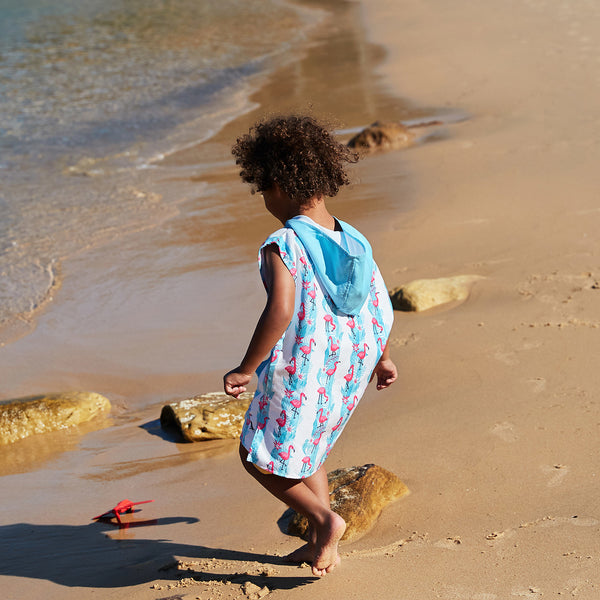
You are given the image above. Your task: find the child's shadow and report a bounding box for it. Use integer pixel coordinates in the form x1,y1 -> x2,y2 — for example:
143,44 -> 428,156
0,517 -> 316,591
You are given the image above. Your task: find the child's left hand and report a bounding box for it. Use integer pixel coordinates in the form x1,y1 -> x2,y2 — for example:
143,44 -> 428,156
224,368 -> 253,398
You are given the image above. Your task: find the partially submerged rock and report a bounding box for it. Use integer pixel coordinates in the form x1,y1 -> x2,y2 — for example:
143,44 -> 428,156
160,392 -> 253,442
0,391 -> 111,445
288,464 -> 409,542
347,121 -> 415,152
389,275 -> 485,312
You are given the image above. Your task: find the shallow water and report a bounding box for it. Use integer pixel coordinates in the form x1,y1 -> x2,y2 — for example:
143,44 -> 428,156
0,0 -> 432,443
0,0 -> 320,340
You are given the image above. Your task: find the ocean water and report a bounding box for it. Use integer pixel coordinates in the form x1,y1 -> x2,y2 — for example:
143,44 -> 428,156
0,0 -> 320,342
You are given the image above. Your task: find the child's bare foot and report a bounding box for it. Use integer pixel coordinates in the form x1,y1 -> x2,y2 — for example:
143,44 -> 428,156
311,511 -> 346,576
284,542 -> 315,564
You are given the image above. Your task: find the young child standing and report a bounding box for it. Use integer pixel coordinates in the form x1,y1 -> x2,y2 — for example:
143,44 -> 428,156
223,115 -> 397,576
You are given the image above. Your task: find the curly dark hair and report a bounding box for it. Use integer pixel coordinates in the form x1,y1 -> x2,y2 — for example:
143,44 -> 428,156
231,115 -> 358,204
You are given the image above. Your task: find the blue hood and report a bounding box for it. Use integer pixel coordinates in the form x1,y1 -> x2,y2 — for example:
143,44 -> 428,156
285,217 -> 373,315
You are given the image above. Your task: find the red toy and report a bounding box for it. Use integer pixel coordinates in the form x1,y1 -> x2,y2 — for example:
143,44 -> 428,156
93,499 -> 154,523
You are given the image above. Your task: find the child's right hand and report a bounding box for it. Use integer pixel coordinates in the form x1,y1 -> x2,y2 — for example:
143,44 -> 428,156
223,368 -> 253,398
370,358 -> 398,391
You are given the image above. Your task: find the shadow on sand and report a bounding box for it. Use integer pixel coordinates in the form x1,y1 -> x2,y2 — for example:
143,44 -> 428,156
0,517 -> 316,591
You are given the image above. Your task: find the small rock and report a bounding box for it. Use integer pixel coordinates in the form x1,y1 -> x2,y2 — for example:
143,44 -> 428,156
254,586 -> 270,599
0,392 -> 111,445
347,121 -> 415,152
243,581 -> 262,596
389,275 -> 485,312
160,392 -> 253,442
288,464 -> 409,542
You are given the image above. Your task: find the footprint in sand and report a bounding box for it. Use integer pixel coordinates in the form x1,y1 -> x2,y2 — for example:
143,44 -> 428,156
512,587 -> 543,598
440,586 -> 497,600
541,464 -> 569,487
389,332 -> 419,347
434,536 -> 462,549
493,349 -> 519,366
485,528 -> 516,543
526,377 -> 546,394
345,532 -> 428,558
490,422 -> 519,442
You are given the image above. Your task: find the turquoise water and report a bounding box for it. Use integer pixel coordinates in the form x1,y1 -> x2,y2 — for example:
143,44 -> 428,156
0,0 -> 318,339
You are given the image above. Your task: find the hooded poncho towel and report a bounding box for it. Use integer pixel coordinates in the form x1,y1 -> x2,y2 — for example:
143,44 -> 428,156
240,216 -> 394,478
285,216 -> 373,315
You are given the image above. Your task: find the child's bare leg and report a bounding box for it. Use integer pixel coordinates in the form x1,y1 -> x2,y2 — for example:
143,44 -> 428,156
284,465 -> 331,564
239,444 -> 345,576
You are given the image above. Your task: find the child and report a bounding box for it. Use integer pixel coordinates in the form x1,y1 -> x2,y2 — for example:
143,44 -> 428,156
224,115 -> 397,576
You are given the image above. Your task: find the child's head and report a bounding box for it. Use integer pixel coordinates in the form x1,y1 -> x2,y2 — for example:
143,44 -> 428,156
232,115 -> 358,205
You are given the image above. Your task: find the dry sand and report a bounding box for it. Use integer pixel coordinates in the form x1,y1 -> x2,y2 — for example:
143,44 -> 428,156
2,0 -> 600,598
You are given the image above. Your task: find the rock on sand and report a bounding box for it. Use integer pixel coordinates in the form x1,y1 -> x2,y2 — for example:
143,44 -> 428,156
160,392 -> 253,442
288,464 -> 409,542
0,391 -> 111,445
347,121 -> 415,152
389,275 -> 485,312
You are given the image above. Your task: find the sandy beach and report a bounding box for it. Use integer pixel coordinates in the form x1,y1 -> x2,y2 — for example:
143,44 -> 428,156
2,0 -> 600,598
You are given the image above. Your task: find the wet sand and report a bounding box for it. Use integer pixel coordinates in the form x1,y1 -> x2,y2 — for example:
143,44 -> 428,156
2,0 -> 600,598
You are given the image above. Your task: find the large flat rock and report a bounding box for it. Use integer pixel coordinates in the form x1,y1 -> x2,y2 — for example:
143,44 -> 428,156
0,392 -> 111,445
160,392 -> 253,442
288,464 -> 409,542
389,275 -> 484,312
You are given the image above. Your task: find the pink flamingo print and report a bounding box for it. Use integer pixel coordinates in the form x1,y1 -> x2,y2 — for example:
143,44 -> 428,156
276,409 -> 287,435
285,357 -> 297,382
258,397 -> 268,411
317,387 -> 329,405
245,413 -> 254,430
325,360 -> 340,382
290,392 -> 305,417
278,444 -> 295,464
267,461 -> 275,474
311,431 -> 324,447
317,408 -> 329,427
301,455 -> 313,472
323,314 -> 336,331
307,285 -> 316,304
328,336 -> 339,355
270,348 -> 279,362
372,316 -> 383,334
297,302 -> 306,321
372,291 -> 380,307
299,338 -> 316,364
347,316 -> 357,338
257,416 -> 269,430
344,364 -> 355,390
346,395 -> 358,411
331,416 -> 343,432
357,343 -> 369,364
377,337 -> 386,352
290,266 -> 297,277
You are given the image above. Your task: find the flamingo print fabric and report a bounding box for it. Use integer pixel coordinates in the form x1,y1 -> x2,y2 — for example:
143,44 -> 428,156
240,223 -> 394,478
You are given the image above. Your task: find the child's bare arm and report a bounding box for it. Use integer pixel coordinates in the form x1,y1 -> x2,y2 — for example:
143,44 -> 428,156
224,244 -> 295,398
371,343 -> 398,391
